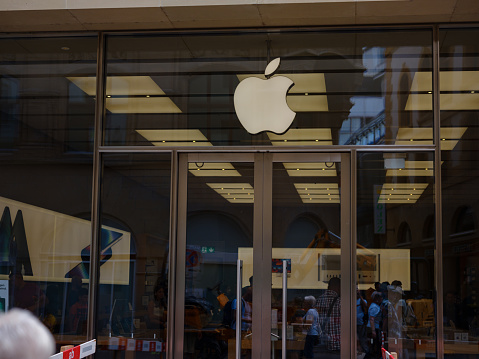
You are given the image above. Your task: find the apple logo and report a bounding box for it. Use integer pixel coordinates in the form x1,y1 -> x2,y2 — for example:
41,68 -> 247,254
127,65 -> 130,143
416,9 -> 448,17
234,58 -> 296,135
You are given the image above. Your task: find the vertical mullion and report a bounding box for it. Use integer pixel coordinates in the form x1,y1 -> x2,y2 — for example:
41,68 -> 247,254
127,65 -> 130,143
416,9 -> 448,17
167,150 -> 178,359
174,154 -> 188,358
433,24 -> 444,359
87,31 -> 105,342
340,152 -> 353,359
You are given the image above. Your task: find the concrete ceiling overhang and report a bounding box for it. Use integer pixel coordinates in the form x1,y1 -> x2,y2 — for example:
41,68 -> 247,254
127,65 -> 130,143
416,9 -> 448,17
0,0 -> 478,32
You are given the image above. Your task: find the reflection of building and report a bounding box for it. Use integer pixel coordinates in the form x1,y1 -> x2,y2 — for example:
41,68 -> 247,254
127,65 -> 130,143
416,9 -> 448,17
0,3 -> 479,359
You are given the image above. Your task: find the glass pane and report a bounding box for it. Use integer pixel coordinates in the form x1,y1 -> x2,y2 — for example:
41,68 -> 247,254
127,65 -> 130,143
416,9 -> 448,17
97,153 -> 171,359
356,152 -> 435,359
272,160 -> 342,359
103,29 -> 431,147
0,36 -> 96,349
185,160 -> 254,359
440,27 -> 479,359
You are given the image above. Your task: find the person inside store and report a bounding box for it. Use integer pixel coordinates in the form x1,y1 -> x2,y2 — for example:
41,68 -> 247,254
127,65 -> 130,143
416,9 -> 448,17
9,270 -> 46,316
148,282 -> 167,329
0,308 -> 55,359
316,277 -> 341,359
302,295 -> 320,359
365,291 -> 383,359
231,284 -> 253,332
66,275 -> 84,314
443,290 -> 460,328
68,287 -> 88,334
357,287 -> 369,357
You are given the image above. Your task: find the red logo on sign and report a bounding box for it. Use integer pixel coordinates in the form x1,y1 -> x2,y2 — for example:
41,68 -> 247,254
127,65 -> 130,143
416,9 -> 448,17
186,249 -> 199,268
62,346 -> 80,359
135,340 -> 143,351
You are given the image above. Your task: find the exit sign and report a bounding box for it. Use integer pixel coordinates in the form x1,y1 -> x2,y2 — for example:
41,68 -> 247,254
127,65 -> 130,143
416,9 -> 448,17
201,246 -> 215,253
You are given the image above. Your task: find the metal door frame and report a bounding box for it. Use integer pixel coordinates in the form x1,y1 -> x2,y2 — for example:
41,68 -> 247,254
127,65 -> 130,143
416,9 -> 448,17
174,151 -> 353,359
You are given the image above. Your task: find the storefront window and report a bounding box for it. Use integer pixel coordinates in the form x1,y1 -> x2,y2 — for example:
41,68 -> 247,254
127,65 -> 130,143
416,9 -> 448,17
356,151 -> 436,359
0,36 -> 96,348
440,27 -> 479,358
101,29 -> 432,147
97,153 -> 171,359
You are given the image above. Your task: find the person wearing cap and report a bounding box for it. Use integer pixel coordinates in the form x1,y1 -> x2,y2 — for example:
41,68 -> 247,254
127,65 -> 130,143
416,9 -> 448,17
0,308 -> 55,359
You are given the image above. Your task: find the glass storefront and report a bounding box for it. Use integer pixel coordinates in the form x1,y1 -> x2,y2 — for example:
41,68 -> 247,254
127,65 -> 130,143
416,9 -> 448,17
0,26 -> 477,359
102,29 -> 432,147
0,36 -> 97,344
440,27 -> 479,358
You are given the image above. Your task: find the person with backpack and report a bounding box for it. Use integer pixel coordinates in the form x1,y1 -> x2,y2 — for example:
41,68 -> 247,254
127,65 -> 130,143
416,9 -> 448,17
223,285 -> 252,332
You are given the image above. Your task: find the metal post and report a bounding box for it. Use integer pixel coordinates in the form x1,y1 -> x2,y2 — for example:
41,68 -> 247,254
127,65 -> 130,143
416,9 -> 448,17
236,259 -> 243,359
282,260 -> 287,359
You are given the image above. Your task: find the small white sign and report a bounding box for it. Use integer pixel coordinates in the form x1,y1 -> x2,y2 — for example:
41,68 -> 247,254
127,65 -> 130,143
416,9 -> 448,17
0,280 -> 8,311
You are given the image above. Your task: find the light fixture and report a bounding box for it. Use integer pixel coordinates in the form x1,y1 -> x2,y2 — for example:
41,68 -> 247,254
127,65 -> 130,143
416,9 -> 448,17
67,76 -> 181,114
405,71 -> 479,111
377,183 -> 428,203
386,161 -> 436,177
394,127 -> 467,151
189,163 -> 241,177
283,163 -> 337,177
207,183 -> 254,203
136,129 -> 212,146
294,183 -> 340,203
268,128 -> 333,146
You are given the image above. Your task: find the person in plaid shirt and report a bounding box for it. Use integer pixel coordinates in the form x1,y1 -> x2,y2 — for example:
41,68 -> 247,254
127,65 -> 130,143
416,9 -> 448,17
316,277 -> 341,358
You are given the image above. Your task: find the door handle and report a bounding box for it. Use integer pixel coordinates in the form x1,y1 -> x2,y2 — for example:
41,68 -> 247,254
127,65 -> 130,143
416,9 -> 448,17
236,259 -> 243,359
282,260 -> 287,359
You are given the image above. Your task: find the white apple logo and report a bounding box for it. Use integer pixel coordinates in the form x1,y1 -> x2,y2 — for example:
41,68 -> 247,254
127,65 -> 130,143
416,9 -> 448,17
234,58 -> 296,135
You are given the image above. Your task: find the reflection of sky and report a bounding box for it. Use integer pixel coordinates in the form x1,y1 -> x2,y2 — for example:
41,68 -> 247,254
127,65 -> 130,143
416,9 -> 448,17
339,96 -> 385,145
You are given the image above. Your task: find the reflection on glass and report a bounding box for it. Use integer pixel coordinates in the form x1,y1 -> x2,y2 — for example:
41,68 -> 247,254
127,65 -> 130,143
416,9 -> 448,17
104,30 -> 432,147
185,161 -> 254,359
440,28 -> 479,359
272,161 -> 342,359
0,36 -> 96,349
98,154 -> 171,358
357,152 -> 435,359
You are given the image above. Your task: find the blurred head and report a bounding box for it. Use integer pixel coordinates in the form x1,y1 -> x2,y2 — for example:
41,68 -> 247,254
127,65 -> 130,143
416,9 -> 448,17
372,291 -> 383,304
0,309 -> 55,359
388,285 -> 403,303
328,277 -> 341,295
9,271 -> 25,289
304,296 -> 316,309
154,284 -> 167,303
78,288 -> 88,304
71,275 -> 83,289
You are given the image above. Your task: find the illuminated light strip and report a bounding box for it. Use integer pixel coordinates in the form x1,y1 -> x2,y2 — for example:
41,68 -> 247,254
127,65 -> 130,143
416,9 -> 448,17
294,183 -> 340,203
67,76 -> 181,113
189,162 -> 241,177
394,127 -> 467,151
207,183 -> 254,203
137,129 -> 212,147
268,128 -> 333,146
284,162 -> 337,177
386,161 -> 438,177
377,183 -> 428,203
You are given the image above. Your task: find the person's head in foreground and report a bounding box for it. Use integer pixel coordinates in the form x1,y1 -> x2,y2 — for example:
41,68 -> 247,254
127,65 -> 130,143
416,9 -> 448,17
0,308 -> 55,359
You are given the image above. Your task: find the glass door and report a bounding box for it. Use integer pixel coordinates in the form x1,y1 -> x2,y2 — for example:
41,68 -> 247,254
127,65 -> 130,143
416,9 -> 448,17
268,153 -> 351,359
175,152 -> 351,359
